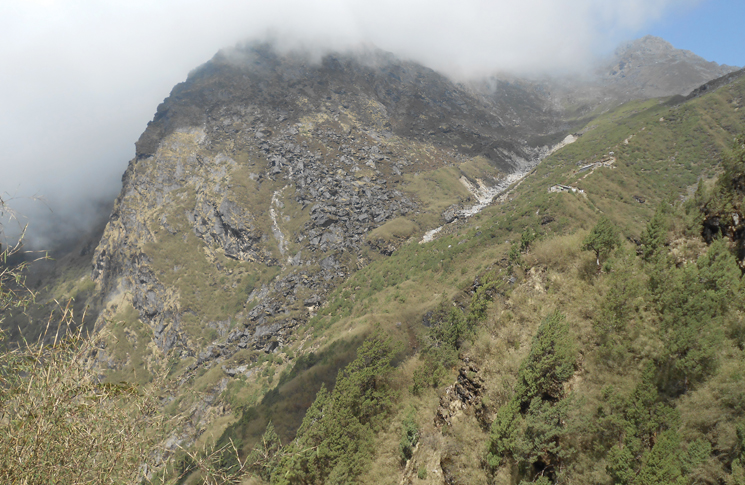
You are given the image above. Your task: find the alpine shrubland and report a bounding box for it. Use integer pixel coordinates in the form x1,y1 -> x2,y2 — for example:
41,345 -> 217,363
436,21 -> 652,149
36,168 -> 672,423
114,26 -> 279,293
2,47 -> 745,485
3,133 -> 745,484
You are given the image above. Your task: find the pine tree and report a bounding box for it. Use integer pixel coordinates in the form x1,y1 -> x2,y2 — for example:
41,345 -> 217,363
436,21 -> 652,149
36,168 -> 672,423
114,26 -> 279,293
640,204 -> 669,261
515,311 -> 576,408
582,216 -> 621,266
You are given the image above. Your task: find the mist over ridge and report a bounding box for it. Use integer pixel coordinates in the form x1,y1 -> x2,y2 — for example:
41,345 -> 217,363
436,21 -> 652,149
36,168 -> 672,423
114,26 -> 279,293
0,0 -> 723,250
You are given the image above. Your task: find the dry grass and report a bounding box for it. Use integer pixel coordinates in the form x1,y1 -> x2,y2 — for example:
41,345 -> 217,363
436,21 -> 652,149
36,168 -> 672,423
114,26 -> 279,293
529,232 -> 586,273
0,302 -> 166,484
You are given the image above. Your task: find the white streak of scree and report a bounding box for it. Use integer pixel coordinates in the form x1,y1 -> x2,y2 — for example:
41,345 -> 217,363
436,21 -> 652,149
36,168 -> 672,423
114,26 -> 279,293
418,135 -> 577,244
418,173 -> 525,244
270,187 -> 288,257
419,226 -> 443,244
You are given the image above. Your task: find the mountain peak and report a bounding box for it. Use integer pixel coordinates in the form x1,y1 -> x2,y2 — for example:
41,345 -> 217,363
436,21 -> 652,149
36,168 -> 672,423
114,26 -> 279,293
618,35 -> 675,54
601,35 -> 739,98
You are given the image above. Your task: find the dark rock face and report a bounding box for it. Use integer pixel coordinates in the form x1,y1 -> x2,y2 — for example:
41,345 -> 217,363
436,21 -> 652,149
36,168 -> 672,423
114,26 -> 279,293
702,210 -> 745,267
254,125 -> 418,254
90,39 -> 737,369
134,43 -> 566,170
190,197 -> 261,261
442,205 -> 459,224
435,362 -> 484,427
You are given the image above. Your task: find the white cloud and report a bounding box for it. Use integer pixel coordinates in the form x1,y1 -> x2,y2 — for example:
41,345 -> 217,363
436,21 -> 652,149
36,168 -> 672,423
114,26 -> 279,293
0,0 -> 701,246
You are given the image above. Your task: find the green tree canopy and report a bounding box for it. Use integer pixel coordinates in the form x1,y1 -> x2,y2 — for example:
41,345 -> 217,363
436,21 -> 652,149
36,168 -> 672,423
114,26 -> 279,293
271,328 -> 402,484
717,133 -> 745,201
515,311 -> 576,408
640,204 -> 670,261
582,216 -> 621,266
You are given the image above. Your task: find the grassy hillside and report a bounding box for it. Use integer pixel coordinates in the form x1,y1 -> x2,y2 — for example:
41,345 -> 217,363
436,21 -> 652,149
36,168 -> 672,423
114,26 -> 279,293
175,73 -> 745,484
3,72 -> 745,485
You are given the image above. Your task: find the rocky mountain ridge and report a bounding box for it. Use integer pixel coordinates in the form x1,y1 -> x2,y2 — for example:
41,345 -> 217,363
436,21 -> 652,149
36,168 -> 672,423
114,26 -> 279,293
536,35 -> 740,120
602,35 -> 738,98
4,37 -> 744,482
90,43 -> 570,364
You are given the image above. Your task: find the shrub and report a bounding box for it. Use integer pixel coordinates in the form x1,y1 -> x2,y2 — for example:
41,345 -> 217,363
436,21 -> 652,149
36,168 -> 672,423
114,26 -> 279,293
0,311 -> 163,484
410,358 -> 447,395
269,328 -> 403,484
0,212 -> 166,484
399,410 -> 419,464
514,311 -> 576,408
640,204 -> 670,261
582,216 -> 620,266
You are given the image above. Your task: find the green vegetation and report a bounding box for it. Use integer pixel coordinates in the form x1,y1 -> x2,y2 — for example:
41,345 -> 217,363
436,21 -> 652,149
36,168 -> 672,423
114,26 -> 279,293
640,203 -> 670,261
5,64 -> 745,485
487,311 -> 576,479
367,217 -> 419,245
230,328 -> 404,484
399,409 -> 420,464
479,175 -> 745,483
582,216 -> 620,266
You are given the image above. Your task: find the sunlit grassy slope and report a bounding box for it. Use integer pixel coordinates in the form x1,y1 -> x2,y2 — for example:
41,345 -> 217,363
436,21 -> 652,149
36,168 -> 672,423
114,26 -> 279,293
195,73 -> 745,483
6,71 -> 745,485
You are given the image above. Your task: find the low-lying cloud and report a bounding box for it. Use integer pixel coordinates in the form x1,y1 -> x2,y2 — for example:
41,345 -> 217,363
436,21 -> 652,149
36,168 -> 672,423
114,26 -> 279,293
0,0 -> 700,249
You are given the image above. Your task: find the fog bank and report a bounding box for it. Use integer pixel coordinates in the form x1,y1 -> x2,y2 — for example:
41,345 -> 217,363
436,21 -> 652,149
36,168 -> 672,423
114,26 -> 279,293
0,0 -> 700,249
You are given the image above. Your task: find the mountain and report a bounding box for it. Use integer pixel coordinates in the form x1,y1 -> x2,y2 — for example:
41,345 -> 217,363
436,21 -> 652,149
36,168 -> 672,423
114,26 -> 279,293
3,37 -> 745,484
541,35 -> 740,120
88,36 -> 737,378
90,42 -> 576,359
601,35 -> 738,98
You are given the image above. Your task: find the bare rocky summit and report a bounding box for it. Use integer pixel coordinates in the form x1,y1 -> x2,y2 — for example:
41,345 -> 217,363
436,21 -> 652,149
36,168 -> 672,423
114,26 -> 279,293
601,35 -> 739,98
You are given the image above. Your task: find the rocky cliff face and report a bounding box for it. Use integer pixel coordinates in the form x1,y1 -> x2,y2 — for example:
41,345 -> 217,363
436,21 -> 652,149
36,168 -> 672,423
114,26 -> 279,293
90,43 -> 567,376
79,40 -> 742,444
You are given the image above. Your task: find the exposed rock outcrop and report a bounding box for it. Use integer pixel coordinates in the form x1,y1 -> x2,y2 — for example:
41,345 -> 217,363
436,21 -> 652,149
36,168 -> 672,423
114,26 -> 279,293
91,43 -> 574,367
435,362 -> 484,427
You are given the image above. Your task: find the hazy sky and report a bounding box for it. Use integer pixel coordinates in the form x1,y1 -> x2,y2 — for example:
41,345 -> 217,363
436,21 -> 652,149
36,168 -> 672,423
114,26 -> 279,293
0,0 -> 739,248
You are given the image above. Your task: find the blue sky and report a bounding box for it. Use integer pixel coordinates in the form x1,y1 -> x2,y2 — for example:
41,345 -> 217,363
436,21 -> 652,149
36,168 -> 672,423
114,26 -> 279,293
646,0 -> 744,67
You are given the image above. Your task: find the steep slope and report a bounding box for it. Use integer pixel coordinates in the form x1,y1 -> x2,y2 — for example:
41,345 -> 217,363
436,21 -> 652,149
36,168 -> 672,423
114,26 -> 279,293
170,56 -> 745,485
4,37 -> 745,484
89,43 -> 572,365
602,35 -> 738,99
71,44 -> 582,457
252,68 -> 745,485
